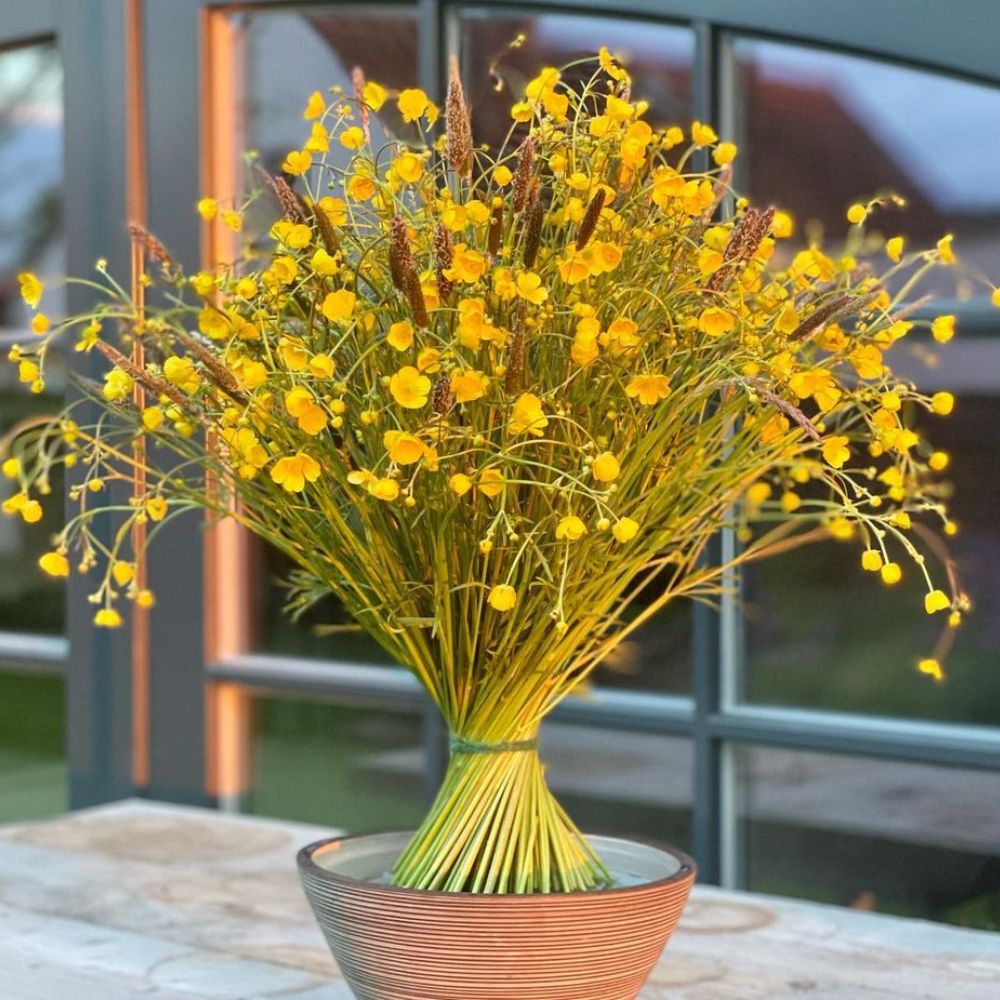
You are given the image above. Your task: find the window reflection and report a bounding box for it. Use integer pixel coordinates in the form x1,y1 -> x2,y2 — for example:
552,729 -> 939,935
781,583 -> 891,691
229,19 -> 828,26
461,13 -> 694,155
736,40 -> 1000,725
737,746 -> 1000,929
732,40 -> 1000,299
0,42 -> 65,636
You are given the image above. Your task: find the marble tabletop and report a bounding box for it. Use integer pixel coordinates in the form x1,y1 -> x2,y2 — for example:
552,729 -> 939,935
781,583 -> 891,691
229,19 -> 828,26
1,799 -> 999,999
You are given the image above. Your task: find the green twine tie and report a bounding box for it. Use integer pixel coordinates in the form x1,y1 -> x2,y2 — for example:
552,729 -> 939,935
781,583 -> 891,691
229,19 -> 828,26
448,734 -> 538,754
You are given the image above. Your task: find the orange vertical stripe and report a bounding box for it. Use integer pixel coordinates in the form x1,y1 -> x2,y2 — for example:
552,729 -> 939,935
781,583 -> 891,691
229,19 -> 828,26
201,9 -> 253,803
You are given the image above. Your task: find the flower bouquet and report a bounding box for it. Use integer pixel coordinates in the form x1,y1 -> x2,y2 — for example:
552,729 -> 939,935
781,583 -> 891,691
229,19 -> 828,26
3,46 -> 982,999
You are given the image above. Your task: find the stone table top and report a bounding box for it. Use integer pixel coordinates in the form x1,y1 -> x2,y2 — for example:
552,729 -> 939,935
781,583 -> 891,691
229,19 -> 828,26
1,800 -> 999,998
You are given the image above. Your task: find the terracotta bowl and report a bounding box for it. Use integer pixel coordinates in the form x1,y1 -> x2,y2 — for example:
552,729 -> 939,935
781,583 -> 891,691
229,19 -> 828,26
298,830 -> 695,1000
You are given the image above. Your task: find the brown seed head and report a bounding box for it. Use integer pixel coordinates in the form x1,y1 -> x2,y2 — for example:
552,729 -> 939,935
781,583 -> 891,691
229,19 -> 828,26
446,56 -> 473,180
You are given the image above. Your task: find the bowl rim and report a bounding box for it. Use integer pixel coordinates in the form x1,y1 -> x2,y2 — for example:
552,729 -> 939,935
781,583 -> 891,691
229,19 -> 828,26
297,828 -> 697,901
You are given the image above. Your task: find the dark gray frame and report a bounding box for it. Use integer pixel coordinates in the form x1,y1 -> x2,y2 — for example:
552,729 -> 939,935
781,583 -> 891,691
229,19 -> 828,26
2,0 -> 999,890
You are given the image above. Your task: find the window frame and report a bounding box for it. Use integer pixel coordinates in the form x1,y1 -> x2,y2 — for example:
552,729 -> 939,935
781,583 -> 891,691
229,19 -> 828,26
38,0 -> 1000,893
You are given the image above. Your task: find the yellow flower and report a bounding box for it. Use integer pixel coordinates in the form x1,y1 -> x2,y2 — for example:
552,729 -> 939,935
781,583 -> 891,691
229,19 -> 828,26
924,589 -> 950,614
555,515 -> 587,541
493,165 -> 513,186
197,197 -> 218,220
881,562 -> 902,585
771,210 -> 794,238
937,234 -> 956,264
394,152 -> 423,183
235,276 -> 258,298
599,317 -> 641,355
387,320 -> 414,351
510,101 -> 533,123
886,236 -> 904,262
94,608 -> 123,629
478,469 -> 505,498
397,87 -> 430,122
222,210 -> 242,233
2,458 -> 19,478
444,244 -> 487,284
31,314 -> 50,335
846,203 -> 868,225
270,452 -> 321,493
135,589 -> 156,609
691,121 -> 718,146
311,249 -> 339,277
281,149 -> 311,175
591,451 -> 620,483
612,517 -> 639,543
304,123 -> 329,154
508,393 -> 548,436
340,126 -> 365,150
102,369 -> 134,402
363,81 -> 387,110
451,369 -> 489,403
145,496 -> 168,521
389,366 -> 431,409
270,255 -> 299,285
303,90 -> 326,119
697,306 -> 735,337
448,473 -> 473,496
278,336 -> 309,371
599,46 -> 630,83
929,451 -> 949,471
789,369 -> 842,412
164,355 -> 201,393
931,315 -> 955,344
368,477 -> 400,501
417,347 -> 441,373
347,175 -> 376,200
322,288 -> 356,322
713,142 -> 737,165
849,344 -> 884,380
142,406 -> 165,431
285,388 -> 328,435
931,391 -> 954,416
487,584 -> 517,612
918,658 -> 944,682
861,549 -> 883,572
221,427 -> 269,479
111,561 -> 134,586
39,552 -> 70,577
317,196 -> 347,226
309,353 -> 335,378
822,435 -> 850,469
281,223 -> 312,249
515,271 -> 548,305
992,288 -> 1000,309
18,272 -> 43,308
383,430 -> 425,465
625,374 -> 670,406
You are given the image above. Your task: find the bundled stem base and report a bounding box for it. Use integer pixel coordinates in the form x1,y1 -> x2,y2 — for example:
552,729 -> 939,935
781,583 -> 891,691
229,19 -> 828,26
392,739 -> 611,893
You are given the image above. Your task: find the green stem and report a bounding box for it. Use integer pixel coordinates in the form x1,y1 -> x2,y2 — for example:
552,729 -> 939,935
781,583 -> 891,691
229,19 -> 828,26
391,726 -> 611,893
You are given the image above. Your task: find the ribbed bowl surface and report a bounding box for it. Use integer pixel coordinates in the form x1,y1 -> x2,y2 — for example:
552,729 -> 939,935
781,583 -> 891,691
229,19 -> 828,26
298,830 -> 695,1000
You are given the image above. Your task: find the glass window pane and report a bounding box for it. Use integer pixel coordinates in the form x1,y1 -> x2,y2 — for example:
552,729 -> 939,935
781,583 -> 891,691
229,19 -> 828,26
238,8 -> 419,179
0,41 -> 65,636
0,669 -> 65,822
246,696 -> 428,832
460,13 -> 695,157
736,746 -> 1000,929
731,39 -> 1000,300
744,390 -> 1000,725
544,726 -> 691,849
734,39 -> 1000,723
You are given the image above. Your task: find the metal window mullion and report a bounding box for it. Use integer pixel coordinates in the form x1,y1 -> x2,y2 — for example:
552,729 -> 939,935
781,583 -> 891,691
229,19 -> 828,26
688,19 -> 728,886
